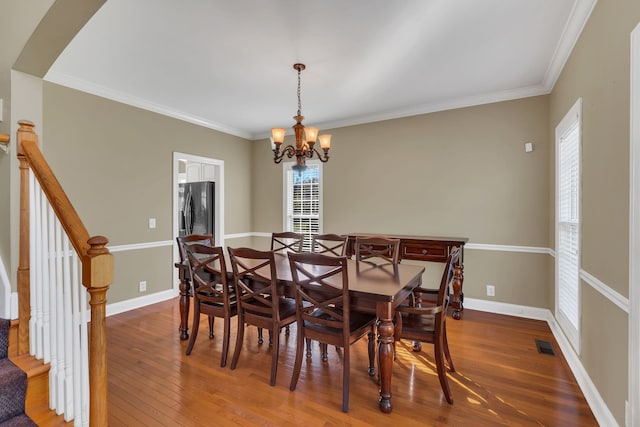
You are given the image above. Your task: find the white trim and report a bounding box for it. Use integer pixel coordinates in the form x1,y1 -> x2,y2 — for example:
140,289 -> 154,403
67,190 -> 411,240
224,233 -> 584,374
580,269 -> 630,314
466,298 -> 617,427
99,237 -> 630,329
465,243 -> 552,255
554,97 -> 583,354
105,289 -> 176,318
464,297 -> 549,320
247,232 -> 272,238
541,0 -> 598,92
629,20 -> 640,427
108,240 -> 173,253
44,71 -> 252,139
10,293 -> 18,321
0,255 -> 11,318
224,232 -> 270,239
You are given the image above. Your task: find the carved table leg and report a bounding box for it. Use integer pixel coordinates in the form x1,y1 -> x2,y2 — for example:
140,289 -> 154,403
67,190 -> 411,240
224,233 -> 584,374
411,291 -> 422,352
178,268 -> 191,340
377,302 -> 394,413
450,264 -> 464,320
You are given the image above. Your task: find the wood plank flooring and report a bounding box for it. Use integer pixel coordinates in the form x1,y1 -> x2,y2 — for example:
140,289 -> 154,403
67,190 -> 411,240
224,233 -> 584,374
100,298 -> 596,426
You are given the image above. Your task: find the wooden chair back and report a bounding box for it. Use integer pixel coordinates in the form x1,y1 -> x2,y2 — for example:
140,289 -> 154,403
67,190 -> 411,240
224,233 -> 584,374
287,251 -> 376,412
271,231 -> 304,254
354,236 -> 400,266
185,244 -> 230,308
177,234 -> 215,262
311,233 -> 348,256
184,244 -> 235,366
395,246 -> 460,404
227,247 -> 280,321
288,252 -> 350,336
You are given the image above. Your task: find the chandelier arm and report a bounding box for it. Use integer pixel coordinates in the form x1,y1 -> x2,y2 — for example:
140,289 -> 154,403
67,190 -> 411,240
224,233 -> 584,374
273,144 -> 297,163
311,147 -> 330,162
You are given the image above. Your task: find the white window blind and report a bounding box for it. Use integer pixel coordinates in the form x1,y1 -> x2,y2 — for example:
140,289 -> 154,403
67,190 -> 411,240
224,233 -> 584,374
284,162 -> 322,252
555,98 -> 581,353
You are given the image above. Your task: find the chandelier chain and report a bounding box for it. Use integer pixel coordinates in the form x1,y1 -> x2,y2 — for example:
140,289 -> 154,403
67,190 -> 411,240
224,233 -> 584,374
297,67 -> 302,117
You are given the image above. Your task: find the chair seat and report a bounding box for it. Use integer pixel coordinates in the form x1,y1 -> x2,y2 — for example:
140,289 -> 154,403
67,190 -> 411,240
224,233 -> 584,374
243,296 -> 296,320
304,310 -> 376,336
397,312 -> 436,334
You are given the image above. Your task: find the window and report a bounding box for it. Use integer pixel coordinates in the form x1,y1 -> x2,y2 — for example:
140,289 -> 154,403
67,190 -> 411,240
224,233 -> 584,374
283,161 -> 322,252
555,98 -> 582,353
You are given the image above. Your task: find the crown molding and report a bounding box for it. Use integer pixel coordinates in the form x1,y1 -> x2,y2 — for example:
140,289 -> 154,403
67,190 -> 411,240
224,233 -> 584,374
44,70 -> 253,139
541,0 -> 598,92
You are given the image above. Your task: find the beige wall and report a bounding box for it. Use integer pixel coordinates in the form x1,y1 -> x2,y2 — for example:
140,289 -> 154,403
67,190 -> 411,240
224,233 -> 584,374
549,1 -> 640,424
253,96 -> 552,308
0,0 -> 55,288
42,82 -> 253,303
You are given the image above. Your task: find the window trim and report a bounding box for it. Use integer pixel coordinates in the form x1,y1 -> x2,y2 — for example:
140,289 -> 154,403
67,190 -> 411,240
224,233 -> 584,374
282,160 -> 323,249
555,97 -> 582,354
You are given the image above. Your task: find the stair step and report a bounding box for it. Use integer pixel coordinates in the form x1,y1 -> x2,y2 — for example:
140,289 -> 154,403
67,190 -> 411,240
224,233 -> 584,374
9,355 -> 50,414
0,413 -> 37,427
0,359 -> 27,424
7,322 -> 17,358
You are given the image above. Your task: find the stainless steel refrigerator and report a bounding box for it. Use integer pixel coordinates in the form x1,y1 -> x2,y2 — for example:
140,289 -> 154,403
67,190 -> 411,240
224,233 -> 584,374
178,181 -> 215,237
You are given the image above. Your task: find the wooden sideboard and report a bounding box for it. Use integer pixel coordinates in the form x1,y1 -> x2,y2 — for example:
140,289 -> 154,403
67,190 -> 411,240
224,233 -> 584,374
345,233 -> 468,319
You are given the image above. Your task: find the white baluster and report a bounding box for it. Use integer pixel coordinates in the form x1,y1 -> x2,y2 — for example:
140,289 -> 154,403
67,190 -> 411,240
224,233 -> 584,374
47,204 -> 56,407
29,170 -> 36,354
72,251 -> 82,424
38,191 -> 48,360
80,265 -> 90,427
62,235 -> 74,420
54,219 -> 65,413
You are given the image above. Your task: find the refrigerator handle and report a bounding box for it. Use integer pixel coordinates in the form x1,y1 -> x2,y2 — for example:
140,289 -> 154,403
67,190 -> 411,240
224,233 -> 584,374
185,190 -> 193,235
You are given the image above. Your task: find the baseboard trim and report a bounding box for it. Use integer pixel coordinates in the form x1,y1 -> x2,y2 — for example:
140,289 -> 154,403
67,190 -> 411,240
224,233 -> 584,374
465,298 -> 617,426
106,289 -> 177,317
0,256 -> 11,318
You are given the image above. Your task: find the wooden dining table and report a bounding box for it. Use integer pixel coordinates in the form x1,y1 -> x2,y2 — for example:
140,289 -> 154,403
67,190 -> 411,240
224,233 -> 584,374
176,251 -> 425,413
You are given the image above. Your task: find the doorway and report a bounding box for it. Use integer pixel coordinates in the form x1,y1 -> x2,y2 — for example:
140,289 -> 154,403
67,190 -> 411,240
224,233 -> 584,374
172,152 -> 224,289
629,21 -> 640,427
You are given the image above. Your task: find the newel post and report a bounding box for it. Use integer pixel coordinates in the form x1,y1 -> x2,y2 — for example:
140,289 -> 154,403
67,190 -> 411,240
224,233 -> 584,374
16,120 -> 37,355
83,236 -> 113,427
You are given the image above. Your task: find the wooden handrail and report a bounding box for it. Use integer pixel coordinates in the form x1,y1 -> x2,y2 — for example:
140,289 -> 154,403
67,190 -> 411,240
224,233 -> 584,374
17,121 -> 91,258
16,120 -> 112,426
0,133 -> 8,143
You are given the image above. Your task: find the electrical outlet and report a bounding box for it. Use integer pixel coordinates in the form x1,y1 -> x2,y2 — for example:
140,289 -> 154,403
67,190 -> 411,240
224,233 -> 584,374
148,218 -> 156,229
486,285 -> 495,297
139,281 -> 147,292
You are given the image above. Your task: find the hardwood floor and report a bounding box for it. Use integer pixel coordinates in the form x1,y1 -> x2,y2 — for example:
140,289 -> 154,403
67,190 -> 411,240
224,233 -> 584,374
102,298 -> 596,426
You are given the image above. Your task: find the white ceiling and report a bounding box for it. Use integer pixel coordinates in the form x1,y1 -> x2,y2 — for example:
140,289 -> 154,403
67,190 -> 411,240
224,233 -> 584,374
44,0 -> 595,140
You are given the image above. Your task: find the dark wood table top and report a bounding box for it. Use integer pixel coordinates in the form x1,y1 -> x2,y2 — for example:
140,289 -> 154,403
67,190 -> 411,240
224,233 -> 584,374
178,252 -> 425,302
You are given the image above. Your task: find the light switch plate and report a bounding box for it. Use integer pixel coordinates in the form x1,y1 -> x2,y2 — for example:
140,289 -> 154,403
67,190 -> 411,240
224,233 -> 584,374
148,218 -> 156,229
525,142 -> 533,152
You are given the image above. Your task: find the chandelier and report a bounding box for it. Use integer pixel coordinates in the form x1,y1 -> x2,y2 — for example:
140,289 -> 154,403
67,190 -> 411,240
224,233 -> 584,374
271,63 -> 331,171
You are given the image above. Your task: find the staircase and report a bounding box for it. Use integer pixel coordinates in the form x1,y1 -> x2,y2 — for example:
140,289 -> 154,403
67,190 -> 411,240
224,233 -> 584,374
0,318 -> 35,426
0,320 -> 69,427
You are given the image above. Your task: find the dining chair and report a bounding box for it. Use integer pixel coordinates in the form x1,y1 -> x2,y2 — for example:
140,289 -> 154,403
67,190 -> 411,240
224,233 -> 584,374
177,234 -> 216,338
394,246 -> 460,404
354,236 -> 400,267
271,231 -> 304,254
184,244 -> 236,367
227,247 -> 297,386
311,233 -> 348,256
287,252 -> 377,413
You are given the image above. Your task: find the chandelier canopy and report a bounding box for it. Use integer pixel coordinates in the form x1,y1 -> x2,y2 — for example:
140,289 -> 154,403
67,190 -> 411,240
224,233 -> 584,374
271,63 -> 331,171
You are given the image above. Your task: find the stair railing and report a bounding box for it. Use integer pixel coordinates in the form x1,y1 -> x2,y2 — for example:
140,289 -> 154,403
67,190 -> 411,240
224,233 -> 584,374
16,120 -> 112,426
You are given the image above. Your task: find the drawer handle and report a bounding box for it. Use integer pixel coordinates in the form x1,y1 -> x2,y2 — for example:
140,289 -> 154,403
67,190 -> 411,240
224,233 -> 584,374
422,249 -> 428,254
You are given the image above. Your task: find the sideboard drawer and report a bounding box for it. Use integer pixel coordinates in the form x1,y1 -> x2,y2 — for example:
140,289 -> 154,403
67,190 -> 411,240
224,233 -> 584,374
401,243 -> 447,262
